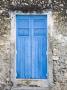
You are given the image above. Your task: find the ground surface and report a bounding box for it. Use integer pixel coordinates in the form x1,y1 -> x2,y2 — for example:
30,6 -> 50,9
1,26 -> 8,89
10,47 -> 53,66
12,87 -> 49,90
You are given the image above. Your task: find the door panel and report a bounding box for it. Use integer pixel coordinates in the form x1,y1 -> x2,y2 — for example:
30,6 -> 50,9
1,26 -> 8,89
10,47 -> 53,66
32,37 -> 47,79
32,16 -> 47,79
16,16 -> 32,78
16,15 -> 47,79
34,28 -> 46,36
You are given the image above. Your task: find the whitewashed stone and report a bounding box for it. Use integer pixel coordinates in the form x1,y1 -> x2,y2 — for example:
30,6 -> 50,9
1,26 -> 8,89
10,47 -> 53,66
64,73 -> 67,79
52,56 -> 59,61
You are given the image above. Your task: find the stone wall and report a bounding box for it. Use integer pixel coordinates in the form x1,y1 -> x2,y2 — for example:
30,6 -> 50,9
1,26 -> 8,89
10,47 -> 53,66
50,12 -> 67,90
0,0 -> 67,90
0,13 -> 11,90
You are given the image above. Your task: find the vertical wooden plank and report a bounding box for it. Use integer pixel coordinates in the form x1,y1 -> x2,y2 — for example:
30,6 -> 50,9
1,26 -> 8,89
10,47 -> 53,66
29,16 -> 33,79
16,36 -> 25,78
24,37 -> 32,79
21,38 -> 25,78
40,37 -> 47,79
16,37 -> 21,78
32,37 -> 39,79
24,16 -> 32,79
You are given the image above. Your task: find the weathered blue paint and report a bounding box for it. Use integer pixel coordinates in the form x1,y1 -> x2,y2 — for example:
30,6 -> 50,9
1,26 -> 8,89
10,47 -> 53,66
16,15 -> 47,79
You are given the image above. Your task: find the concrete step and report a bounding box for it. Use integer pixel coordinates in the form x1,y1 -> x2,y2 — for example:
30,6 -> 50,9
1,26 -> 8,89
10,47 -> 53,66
12,87 -> 49,90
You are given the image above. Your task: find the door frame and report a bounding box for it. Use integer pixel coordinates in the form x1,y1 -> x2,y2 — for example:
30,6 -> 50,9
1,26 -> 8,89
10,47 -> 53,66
10,11 -> 53,87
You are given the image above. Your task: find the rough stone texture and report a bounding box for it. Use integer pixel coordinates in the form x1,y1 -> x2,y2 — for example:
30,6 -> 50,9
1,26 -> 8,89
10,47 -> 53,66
51,13 -> 67,90
0,0 -> 67,90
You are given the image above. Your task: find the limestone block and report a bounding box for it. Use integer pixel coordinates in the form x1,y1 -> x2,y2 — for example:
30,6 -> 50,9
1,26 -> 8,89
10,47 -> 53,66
64,73 -> 67,79
52,56 -> 59,61
53,48 -> 59,55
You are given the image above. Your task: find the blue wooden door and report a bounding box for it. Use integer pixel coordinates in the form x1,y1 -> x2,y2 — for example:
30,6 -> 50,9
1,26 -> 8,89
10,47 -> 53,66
16,15 -> 47,79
